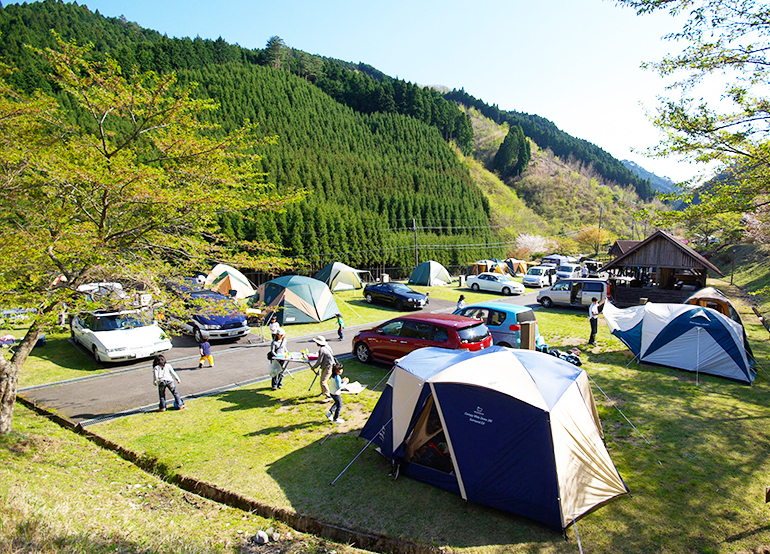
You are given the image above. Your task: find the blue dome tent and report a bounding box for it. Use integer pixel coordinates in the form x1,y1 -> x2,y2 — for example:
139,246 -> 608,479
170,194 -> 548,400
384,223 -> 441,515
359,346 -> 628,530
603,301 -> 755,384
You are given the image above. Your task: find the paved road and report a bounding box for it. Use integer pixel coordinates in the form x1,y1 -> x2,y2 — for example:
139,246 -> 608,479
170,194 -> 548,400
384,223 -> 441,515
19,291 -> 541,425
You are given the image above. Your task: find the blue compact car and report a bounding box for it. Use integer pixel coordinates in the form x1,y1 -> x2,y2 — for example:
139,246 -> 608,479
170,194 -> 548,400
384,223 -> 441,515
453,301 -> 544,349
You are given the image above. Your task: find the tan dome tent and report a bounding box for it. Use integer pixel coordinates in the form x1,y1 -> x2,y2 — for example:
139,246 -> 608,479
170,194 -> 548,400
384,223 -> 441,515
467,259 -> 511,276
314,262 -> 370,291
205,263 -> 255,299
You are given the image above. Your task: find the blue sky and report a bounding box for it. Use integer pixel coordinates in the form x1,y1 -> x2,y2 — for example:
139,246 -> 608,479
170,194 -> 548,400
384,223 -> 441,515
56,0 -> 695,181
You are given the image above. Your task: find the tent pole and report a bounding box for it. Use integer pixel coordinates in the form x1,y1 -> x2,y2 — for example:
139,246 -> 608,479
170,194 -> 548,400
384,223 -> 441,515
696,327 -> 701,386
330,382 -> 424,486
625,354 -> 639,368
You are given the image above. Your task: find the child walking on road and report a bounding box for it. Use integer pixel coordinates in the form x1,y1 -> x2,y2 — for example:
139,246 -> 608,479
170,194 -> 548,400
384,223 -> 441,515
198,335 -> 213,368
153,354 -> 186,411
336,313 -> 345,341
325,362 -> 348,424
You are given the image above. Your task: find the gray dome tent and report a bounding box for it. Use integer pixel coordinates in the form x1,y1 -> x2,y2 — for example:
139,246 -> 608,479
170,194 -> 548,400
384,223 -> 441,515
408,260 -> 452,286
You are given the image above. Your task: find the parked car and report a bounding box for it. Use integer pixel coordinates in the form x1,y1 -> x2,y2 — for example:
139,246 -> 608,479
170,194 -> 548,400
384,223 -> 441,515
555,263 -> 582,281
70,309 -> 172,363
166,280 -> 250,341
352,313 -> 492,364
522,265 -> 556,288
537,278 -> 611,309
466,272 -> 525,295
583,259 -> 605,278
453,302 -> 545,349
363,282 -> 429,310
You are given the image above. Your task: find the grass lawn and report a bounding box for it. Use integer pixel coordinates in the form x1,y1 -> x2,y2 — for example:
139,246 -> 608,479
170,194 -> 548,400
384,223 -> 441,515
3,325 -> 109,389
88,292 -> 770,554
0,403 -> 369,554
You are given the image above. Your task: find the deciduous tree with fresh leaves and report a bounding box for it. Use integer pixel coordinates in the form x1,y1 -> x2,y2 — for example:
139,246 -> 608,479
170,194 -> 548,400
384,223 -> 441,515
0,37 -> 303,433
619,0 -> 770,238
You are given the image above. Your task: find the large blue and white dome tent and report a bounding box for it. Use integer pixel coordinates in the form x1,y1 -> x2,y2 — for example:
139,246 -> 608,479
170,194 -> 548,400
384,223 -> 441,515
603,301 -> 755,384
359,346 -> 628,530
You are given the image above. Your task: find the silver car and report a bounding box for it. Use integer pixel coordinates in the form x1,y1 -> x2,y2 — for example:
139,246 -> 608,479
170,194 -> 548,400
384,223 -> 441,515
537,279 -> 610,308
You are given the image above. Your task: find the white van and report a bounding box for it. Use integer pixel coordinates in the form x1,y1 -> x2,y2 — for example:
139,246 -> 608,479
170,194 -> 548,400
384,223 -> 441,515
555,264 -> 582,281
537,279 -> 611,308
522,265 -> 556,288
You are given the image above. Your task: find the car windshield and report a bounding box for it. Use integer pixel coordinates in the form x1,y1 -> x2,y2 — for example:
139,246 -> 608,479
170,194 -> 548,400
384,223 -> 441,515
558,265 -> 577,272
457,323 -> 490,343
528,268 -> 543,275
390,284 -> 414,293
92,312 -> 151,331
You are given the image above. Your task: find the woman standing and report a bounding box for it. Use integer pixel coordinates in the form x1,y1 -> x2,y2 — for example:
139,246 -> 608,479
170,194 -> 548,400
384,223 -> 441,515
270,327 -> 289,389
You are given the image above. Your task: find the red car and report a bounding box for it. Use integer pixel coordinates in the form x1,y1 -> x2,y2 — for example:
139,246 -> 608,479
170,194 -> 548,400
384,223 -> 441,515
352,313 -> 492,364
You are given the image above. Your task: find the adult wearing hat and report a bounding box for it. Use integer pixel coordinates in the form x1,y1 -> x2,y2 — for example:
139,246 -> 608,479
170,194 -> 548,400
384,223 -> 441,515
310,335 -> 336,401
270,327 -> 289,390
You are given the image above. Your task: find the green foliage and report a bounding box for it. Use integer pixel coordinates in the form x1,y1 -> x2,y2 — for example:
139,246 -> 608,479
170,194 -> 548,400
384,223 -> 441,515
493,124 -> 530,178
617,0 -> 770,238
0,2 -> 495,273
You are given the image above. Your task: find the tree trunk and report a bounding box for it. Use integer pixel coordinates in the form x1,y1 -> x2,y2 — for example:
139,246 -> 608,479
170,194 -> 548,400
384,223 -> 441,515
0,320 -> 42,434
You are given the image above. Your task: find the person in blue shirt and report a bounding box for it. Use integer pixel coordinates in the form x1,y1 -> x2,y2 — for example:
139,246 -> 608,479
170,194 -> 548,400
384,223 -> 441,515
336,313 -> 345,341
325,362 -> 348,424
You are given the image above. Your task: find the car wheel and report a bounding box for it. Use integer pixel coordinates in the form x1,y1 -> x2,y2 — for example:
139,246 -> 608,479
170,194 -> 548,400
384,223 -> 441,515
502,287 -> 511,296
471,283 -> 480,291
193,327 -> 204,343
395,299 -> 404,311
92,345 -> 102,363
355,342 -> 372,363
498,342 -> 512,348
540,297 -> 553,308
365,293 -> 373,304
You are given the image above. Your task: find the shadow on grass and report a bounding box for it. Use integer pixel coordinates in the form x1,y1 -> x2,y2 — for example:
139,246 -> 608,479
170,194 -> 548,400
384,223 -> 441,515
266,431 -> 562,550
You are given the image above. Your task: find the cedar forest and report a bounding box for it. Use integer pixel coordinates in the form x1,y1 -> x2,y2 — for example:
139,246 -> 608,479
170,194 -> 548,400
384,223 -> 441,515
0,0 -> 659,277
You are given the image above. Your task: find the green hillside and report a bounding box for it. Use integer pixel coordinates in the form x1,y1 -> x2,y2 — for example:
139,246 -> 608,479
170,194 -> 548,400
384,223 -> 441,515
0,0 -> 657,274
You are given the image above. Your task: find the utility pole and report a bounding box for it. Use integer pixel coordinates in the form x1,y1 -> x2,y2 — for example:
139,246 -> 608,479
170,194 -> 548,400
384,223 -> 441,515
413,218 -> 419,267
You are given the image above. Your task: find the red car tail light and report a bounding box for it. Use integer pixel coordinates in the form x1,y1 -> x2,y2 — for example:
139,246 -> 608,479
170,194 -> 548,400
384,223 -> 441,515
509,324 -> 521,331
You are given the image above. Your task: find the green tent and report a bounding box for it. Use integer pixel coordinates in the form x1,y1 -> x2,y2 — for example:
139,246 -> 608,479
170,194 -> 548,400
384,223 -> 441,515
260,276 -> 340,324
314,262 -> 368,291
408,260 -> 452,286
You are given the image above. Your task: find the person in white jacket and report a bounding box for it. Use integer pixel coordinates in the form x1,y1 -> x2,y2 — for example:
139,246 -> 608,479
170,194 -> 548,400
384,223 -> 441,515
152,354 -> 186,411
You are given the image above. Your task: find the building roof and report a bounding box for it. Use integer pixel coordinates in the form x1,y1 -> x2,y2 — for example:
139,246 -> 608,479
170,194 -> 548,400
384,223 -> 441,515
603,230 -> 723,276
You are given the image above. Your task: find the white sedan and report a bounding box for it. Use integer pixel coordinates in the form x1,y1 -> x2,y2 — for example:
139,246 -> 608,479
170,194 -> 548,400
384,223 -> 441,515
466,272 -> 525,295
70,309 -> 172,363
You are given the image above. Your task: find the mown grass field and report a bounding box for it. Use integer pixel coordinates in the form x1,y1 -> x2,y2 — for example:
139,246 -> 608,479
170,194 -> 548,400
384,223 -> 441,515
5,280 -> 770,553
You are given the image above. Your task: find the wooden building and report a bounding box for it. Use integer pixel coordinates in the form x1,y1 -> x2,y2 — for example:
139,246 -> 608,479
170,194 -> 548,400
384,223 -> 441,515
607,240 -> 640,258
604,230 -> 723,307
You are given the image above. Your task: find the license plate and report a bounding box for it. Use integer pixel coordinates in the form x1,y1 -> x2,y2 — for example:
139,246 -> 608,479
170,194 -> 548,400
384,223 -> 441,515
228,330 -> 240,336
